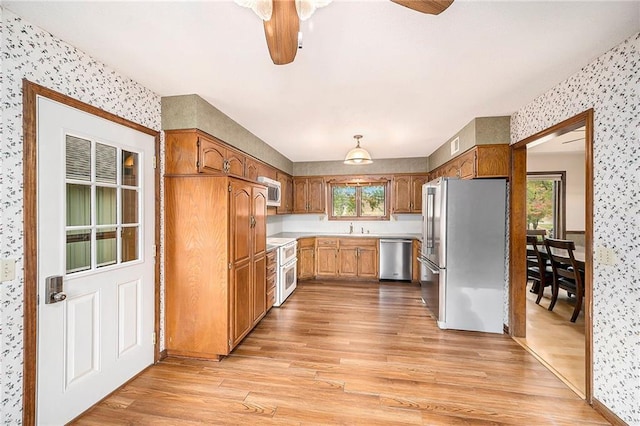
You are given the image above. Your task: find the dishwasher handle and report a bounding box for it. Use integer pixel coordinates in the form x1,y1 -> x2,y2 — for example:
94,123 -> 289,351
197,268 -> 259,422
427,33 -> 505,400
379,239 -> 413,244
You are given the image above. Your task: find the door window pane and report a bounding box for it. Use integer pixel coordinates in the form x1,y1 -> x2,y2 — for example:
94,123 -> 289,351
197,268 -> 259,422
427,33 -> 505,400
121,227 -> 139,262
66,184 -> 91,226
332,186 -> 356,217
122,151 -> 138,187
96,227 -> 117,267
96,186 -> 117,225
121,189 -> 138,224
66,136 -> 91,181
96,143 -> 117,184
66,230 -> 91,273
360,185 -> 385,216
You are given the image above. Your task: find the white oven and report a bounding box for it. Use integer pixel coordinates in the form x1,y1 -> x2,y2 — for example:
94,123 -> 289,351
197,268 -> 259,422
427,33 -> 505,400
272,239 -> 297,307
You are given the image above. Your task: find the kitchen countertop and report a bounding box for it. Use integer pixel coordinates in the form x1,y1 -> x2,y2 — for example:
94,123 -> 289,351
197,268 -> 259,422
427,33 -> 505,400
268,232 -> 422,241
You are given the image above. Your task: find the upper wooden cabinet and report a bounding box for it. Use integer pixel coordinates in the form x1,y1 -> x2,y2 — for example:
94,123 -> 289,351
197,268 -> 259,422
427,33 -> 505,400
245,157 -> 260,181
165,129 -> 246,177
429,144 -> 510,180
392,174 -> 428,214
293,176 -> 325,214
164,129 -> 282,182
276,172 -> 294,215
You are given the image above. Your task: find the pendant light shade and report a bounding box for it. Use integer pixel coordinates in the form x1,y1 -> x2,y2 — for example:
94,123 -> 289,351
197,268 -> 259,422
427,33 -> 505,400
344,135 -> 373,165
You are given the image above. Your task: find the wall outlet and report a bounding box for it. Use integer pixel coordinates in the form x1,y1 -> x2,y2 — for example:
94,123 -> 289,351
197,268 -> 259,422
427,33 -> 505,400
0,259 -> 16,282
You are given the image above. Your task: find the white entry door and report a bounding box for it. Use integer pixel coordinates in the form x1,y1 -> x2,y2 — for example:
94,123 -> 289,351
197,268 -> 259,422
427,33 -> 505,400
37,97 -> 155,425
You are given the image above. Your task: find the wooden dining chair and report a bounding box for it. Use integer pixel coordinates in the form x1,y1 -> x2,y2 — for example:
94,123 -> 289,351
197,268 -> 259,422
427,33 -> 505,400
526,236 -> 553,304
527,228 -> 547,243
544,238 -> 584,322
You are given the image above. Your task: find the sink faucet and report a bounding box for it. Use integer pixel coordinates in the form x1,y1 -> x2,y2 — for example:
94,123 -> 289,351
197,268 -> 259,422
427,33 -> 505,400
361,227 -> 364,234
349,223 -> 353,234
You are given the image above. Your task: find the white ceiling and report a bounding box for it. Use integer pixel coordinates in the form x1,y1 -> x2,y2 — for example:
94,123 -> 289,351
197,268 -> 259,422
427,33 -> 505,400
4,1 -> 639,162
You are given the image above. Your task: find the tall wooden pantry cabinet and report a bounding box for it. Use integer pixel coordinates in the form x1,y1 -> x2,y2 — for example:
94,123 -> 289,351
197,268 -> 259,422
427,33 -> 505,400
165,175 -> 267,359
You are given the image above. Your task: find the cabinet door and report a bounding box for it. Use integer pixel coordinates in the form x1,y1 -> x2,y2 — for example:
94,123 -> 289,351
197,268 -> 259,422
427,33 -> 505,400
231,182 -> 252,265
252,186 -> 267,258
307,177 -> 326,213
338,247 -> 358,278
292,178 -> 308,213
226,148 -> 245,177
316,247 -> 338,277
444,161 -> 460,178
252,254 -> 266,324
458,150 -> 476,179
392,175 -> 412,213
410,175 -> 428,213
198,137 -> 226,174
230,259 -> 252,349
298,247 -> 315,279
246,158 -> 259,181
276,172 -> 292,214
357,247 -> 378,279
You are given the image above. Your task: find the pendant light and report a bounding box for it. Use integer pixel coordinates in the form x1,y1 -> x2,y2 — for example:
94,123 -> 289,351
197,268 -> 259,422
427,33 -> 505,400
344,135 -> 373,165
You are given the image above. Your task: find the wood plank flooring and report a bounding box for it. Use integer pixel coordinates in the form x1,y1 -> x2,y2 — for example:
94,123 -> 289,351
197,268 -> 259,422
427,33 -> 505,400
73,280 -> 606,425
515,286 -> 586,396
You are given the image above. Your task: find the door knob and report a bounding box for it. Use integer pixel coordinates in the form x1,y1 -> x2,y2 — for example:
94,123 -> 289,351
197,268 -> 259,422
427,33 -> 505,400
52,292 -> 67,302
45,275 -> 66,304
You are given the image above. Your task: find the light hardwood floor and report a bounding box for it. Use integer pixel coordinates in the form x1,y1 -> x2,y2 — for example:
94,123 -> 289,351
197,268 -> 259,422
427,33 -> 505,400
73,281 -> 605,425
515,285 -> 586,396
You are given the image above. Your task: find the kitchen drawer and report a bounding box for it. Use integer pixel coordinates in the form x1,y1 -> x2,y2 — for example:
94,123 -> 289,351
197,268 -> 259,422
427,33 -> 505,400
298,237 -> 316,248
339,238 -> 378,247
267,273 -> 276,290
317,238 -> 338,247
266,249 -> 277,262
267,287 -> 276,310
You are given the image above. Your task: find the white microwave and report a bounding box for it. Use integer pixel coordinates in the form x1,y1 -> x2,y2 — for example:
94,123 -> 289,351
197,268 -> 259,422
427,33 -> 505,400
257,176 -> 281,207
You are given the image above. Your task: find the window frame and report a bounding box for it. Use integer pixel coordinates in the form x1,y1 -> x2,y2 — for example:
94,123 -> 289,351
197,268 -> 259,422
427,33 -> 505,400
327,177 -> 391,221
526,171 -> 566,239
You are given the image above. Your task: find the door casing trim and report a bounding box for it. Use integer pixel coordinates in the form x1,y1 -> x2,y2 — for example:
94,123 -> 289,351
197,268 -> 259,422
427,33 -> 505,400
22,79 -> 162,425
508,109 -> 594,402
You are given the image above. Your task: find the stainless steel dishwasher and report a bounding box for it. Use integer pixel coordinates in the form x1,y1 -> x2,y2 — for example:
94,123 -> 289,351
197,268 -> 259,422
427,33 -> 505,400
379,239 -> 412,281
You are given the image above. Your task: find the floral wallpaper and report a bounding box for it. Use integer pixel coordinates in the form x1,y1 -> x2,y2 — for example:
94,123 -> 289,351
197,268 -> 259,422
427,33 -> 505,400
0,8 -> 161,423
510,32 -> 639,424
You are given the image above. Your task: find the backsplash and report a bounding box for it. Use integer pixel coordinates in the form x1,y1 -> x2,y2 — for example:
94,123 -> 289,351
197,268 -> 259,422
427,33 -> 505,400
268,214 -> 422,236
510,32 -> 639,424
0,9 -> 161,423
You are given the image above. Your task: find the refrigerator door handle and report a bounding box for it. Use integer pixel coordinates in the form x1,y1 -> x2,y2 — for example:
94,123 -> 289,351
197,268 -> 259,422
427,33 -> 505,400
418,256 -> 439,275
426,191 -> 435,249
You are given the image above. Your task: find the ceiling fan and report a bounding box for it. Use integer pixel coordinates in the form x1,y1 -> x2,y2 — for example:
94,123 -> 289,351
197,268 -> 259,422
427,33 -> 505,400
236,0 -> 454,65
561,129 -> 586,144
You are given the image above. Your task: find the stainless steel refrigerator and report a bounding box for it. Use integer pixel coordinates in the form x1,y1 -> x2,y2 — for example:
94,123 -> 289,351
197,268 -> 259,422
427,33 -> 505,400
418,177 -> 506,333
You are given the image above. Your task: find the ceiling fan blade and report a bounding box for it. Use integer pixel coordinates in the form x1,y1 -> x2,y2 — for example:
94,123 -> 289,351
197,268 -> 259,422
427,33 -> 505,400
263,0 -> 300,65
391,0 -> 454,15
561,137 -> 584,144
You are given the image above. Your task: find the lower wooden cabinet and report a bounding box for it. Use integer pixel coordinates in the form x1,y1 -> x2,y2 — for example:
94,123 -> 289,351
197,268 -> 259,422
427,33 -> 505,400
338,238 -> 378,279
316,238 -> 338,277
266,249 -> 277,310
297,238 -> 316,279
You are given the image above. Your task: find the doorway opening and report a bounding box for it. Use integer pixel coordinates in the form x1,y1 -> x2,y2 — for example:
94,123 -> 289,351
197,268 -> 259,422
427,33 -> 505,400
509,110 -> 593,401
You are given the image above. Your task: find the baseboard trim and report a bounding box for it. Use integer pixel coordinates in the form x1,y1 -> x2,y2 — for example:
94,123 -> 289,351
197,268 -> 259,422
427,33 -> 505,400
159,349 -> 168,360
592,398 -> 627,426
